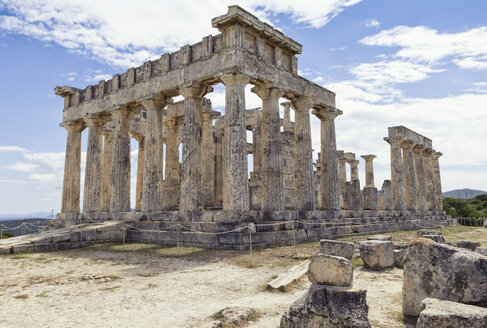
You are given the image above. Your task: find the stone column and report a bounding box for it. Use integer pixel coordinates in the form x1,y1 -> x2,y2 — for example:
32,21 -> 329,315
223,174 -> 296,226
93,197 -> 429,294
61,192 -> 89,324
252,118 -> 262,174
179,83 -> 212,211
313,109 -> 342,210
201,106 -> 219,208
291,97 -> 315,211
220,73 -> 250,211
101,129 -> 114,212
253,83 -> 285,211
60,121 -> 84,213
349,160 -> 359,181
281,101 -> 292,132
83,117 -> 104,213
361,155 -> 376,187
401,141 -> 418,211
385,137 -> 407,211
413,145 -> 427,213
432,151 -> 443,211
214,119 -> 224,207
423,149 -> 436,211
163,117 -> 182,210
141,97 -> 169,212
133,133 -> 145,212
110,107 -> 133,212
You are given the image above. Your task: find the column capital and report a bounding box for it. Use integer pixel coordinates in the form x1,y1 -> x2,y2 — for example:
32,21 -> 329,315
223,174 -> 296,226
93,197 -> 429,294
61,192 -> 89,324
60,120 -> 85,132
219,72 -> 250,87
312,108 -> 343,121
348,159 -> 360,167
384,137 -> 403,146
84,116 -> 106,127
412,144 -> 425,154
401,140 -> 416,151
131,132 -> 144,143
432,151 -> 443,160
110,105 -> 136,119
179,81 -> 213,99
251,83 -> 284,100
361,154 -> 377,161
290,96 -> 313,112
422,148 -> 434,156
141,95 -> 172,110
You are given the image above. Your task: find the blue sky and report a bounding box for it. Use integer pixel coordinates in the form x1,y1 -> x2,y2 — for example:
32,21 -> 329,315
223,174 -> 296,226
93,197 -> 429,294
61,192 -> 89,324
0,0 -> 486,214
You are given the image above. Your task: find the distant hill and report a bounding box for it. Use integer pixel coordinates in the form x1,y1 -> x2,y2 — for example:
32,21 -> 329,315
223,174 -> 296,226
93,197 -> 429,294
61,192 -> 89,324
443,189 -> 487,199
0,211 -> 53,221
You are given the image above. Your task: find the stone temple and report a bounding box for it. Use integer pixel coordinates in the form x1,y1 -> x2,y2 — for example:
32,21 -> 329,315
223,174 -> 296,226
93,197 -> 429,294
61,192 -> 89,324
52,6 -> 452,248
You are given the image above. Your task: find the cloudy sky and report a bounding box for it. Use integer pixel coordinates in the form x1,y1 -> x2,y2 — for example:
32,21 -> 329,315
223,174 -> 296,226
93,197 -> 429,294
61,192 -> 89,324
0,0 -> 486,214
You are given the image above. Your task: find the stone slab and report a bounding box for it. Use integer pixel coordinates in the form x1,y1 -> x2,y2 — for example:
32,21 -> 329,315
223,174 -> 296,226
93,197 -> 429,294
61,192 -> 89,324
268,260 -> 310,290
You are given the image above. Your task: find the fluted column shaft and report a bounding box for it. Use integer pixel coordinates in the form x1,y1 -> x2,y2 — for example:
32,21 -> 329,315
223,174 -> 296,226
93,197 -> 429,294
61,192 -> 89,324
386,137 -> 407,211
141,98 -> 168,212
101,129 -> 114,212
338,158 -> 347,192
253,84 -> 285,211
349,160 -> 359,181
201,112 -> 216,207
402,141 -> 418,211
83,118 -> 104,213
282,102 -> 292,132
291,97 -> 315,211
61,121 -> 84,213
423,149 -> 435,211
252,113 -> 262,174
314,109 -> 341,210
413,145 -> 427,213
133,134 -> 145,212
361,155 -> 376,187
432,152 -> 443,211
220,73 -> 250,211
214,122 -> 224,207
110,108 -> 132,212
163,118 -> 182,210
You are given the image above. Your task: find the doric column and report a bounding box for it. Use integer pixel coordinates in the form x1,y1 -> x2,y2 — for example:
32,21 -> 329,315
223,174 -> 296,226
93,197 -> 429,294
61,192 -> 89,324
337,152 -> 347,190
401,141 -> 417,211
60,121 -> 84,213
422,148 -> 436,211
220,73 -> 251,211
101,129 -> 114,212
291,96 -> 315,211
281,101 -> 292,132
201,104 -> 219,208
83,117 -> 104,213
313,108 -> 342,210
413,145 -> 427,213
132,133 -> 145,212
252,110 -> 262,174
349,160 -> 359,181
163,117 -> 183,210
385,137 -> 407,211
141,96 -> 170,212
253,83 -> 285,211
110,107 -> 133,212
432,151 -> 443,211
214,119 -> 225,207
179,82 -> 213,211
361,155 -> 376,187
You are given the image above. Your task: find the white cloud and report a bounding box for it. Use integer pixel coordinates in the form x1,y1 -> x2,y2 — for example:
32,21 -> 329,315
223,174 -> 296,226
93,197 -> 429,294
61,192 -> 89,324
28,173 -> 57,183
0,145 -> 29,152
0,0 -> 361,68
23,152 -> 65,170
364,18 -> 380,28
360,25 -> 487,70
4,162 -> 39,172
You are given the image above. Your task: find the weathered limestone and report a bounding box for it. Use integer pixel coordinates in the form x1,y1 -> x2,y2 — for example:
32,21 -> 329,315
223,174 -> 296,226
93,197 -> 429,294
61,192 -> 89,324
319,239 -> 355,261
253,83 -> 285,211
359,240 -> 394,269
281,101 -> 292,132
401,141 -> 417,211
417,298 -> 487,328
403,238 -> 487,317
432,151 -> 443,211
268,260 -> 310,290
109,107 -> 133,212
163,117 -> 182,210
379,180 -> 393,210
313,108 -> 342,210
201,100 -> 219,208
337,151 -> 347,196
349,159 -> 359,181
307,253 -> 353,286
362,187 -> 378,210
291,97 -> 315,211
101,129 -> 114,212
133,133 -> 144,211
345,180 -> 361,211
214,119 -> 225,208
413,145 -> 427,213
83,117 -> 104,213
180,83 -> 212,211
220,73 -> 250,211
457,240 -> 481,251
423,149 -> 436,211
141,97 -> 169,212
385,137 -> 407,211
61,121 -> 84,213
361,154 -> 376,187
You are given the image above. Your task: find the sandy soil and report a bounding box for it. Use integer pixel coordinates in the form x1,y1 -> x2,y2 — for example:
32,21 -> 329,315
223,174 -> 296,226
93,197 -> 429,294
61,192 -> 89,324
0,241 -> 416,328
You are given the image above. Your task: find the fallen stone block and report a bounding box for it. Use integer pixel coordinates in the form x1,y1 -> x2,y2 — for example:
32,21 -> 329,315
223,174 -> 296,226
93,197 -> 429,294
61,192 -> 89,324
393,249 -> 406,268
403,238 -> 487,317
319,239 -> 355,260
307,253 -> 353,286
417,298 -> 487,328
457,240 -> 481,251
268,260 -> 310,290
280,284 -> 370,328
220,307 -> 256,326
417,229 -> 441,237
367,235 -> 392,241
421,234 -> 445,243
477,247 -> 487,257
359,240 -> 394,269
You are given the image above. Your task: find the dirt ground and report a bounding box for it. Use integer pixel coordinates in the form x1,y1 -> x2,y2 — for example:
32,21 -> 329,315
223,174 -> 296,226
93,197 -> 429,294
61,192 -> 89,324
0,227 -> 484,328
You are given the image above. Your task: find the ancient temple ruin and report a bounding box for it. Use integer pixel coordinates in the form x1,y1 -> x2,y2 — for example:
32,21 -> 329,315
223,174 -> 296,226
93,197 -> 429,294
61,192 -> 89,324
53,6 -> 452,248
